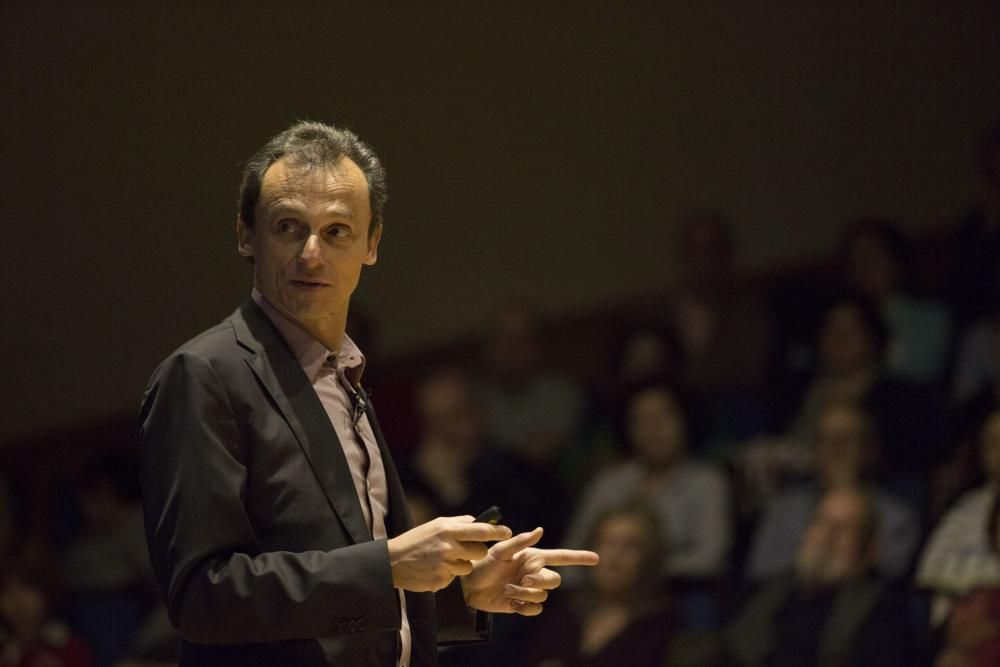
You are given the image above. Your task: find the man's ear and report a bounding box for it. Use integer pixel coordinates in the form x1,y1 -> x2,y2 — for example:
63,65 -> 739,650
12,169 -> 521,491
364,222 -> 383,266
236,217 -> 254,259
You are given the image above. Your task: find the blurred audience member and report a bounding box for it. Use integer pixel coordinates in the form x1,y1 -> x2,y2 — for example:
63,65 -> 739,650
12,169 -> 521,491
842,218 -> 951,385
663,213 -> 773,449
760,291 -> 945,512
932,497 -> 1000,667
574,321 -> 685,490
399,367 -> 556,536
1,549 -> 93,667
725,487 -> 913,666
666,212 -> 771,398
480,303 -> 584,466
63,454 -> 176,666
747,401 -> 920,582
520,502 -> 673,667
917,409 -> 1000,611
948,120 -> 1000,330
610,322 -> 684,387
952,303 -> 1000,407
564,378 -> 730,581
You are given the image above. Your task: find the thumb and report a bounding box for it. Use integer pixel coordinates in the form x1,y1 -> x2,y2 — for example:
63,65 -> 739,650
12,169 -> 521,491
489,527 -> 543,561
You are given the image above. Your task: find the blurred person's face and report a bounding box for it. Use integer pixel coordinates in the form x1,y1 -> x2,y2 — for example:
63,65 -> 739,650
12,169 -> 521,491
0,577 -> 47,639
490,309 -> 540,387
590,515 -> 653,597
680,219 -> 733,292
848,235 -> 898,299
628,388 -> 686,468
819,304 -> 877,375
815,405 -> 870,488
796,490 -> 872,588
619,332 -> 674,383
418,375 -> 482,457
237,157 -> 381,335
979,412 -> 1000,482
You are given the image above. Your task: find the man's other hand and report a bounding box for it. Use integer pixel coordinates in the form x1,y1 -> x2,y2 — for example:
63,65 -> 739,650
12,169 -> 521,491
460,527 -> 599,615
387,516 -> 512,592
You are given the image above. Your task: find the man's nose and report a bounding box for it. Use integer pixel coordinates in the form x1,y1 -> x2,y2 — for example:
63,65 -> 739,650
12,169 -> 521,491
299,234 -> 323,268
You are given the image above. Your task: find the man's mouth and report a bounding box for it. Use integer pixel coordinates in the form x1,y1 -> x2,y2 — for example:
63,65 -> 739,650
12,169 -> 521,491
290,279 -> 329,290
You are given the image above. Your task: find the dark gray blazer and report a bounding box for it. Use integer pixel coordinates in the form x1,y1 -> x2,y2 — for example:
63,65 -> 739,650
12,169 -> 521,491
138,300 -> 483,666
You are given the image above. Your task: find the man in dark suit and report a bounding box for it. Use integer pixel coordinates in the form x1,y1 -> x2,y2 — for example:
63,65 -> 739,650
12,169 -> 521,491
725,487 -> 913,667
138,121 -> 598,666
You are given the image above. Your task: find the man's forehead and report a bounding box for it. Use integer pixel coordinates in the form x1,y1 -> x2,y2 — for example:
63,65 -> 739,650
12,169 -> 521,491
259,156 -> 369,203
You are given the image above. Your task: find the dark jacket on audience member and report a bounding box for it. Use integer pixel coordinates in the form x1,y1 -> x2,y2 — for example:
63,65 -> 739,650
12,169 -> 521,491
725,573 -> 912,667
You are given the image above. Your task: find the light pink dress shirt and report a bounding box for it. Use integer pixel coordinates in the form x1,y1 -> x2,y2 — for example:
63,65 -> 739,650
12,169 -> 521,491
252,290 -> 411,667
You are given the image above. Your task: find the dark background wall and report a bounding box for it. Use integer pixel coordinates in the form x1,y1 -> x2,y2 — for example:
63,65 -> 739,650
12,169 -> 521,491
2,1 -> 999,443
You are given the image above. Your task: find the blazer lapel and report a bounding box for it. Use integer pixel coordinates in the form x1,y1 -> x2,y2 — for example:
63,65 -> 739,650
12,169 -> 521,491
231,299 -> 371,545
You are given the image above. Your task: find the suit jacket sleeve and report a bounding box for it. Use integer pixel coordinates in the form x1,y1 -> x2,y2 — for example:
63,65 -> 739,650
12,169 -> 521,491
138,351 -> 401,645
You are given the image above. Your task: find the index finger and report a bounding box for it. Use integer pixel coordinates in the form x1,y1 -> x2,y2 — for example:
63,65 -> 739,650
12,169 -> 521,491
533,548 -> 600,567
450,522 -> 513,542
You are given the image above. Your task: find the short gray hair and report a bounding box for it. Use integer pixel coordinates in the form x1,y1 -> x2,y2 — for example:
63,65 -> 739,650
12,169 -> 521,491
237,120 -> 387,237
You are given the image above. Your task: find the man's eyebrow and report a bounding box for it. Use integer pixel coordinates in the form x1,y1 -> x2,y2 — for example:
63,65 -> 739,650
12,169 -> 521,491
323,203 -> 355,219
262,199 -> 305,214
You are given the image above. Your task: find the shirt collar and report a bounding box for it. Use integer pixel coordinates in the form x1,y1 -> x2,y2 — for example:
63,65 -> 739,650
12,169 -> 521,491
251,288 -> 366,385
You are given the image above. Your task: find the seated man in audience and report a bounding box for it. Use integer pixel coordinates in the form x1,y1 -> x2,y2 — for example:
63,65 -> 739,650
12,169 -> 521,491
747,400 -> 920,582
398,367 -> 559,537
725,487 -> 913,666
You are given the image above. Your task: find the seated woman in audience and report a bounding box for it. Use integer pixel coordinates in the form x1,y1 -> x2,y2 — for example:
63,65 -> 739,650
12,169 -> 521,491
564,377 -> 730,581
574,321 -> 686,491
0,549 -> 93,667
746,291 -> 945,512
747,400 -> 920,582
932,493 -> 1000,667
917,408 -> 1000,625
840,218 -> 952,386
521,502 -> 674,667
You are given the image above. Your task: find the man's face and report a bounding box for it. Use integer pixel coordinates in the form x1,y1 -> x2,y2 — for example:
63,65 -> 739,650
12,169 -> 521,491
815,406 -> 869,488
796,489 -> 872,588
237,157 -> 381,331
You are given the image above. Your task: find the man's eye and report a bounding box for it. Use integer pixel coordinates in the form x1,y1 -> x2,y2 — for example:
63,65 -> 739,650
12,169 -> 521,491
327,225 -> 349,238
277,220 -> 298,234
